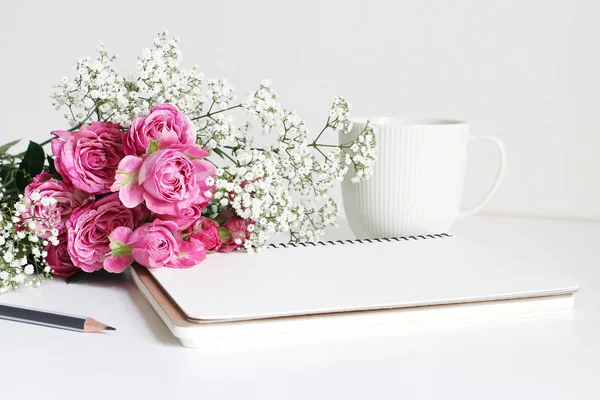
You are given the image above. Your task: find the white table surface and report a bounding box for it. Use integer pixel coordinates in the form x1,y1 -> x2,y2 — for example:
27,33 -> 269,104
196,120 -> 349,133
1,216 -> 599,399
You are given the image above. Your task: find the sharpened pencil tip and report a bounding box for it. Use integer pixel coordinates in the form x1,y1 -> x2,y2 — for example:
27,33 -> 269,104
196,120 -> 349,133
105,326 -> 116,331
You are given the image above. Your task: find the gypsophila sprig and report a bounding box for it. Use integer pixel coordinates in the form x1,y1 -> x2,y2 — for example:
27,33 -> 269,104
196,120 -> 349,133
0,30 -> 377,292
49,31 -> 377,255
52,31 -> 205,129
0,181 -> 52,293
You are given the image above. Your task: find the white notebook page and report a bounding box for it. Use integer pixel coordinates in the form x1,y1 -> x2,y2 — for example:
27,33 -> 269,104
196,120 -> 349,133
148,236 -> 579,321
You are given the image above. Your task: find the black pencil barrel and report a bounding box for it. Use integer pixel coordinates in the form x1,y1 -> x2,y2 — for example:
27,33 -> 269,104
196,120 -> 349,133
0,304 -> 85,331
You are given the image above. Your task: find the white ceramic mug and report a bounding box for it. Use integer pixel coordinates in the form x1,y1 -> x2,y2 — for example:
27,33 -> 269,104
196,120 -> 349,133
340,117 -> 506,238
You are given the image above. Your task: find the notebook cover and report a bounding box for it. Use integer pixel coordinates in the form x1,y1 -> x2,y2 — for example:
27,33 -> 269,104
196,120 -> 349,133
131,265 -> 575,348
147,235 -> 579,322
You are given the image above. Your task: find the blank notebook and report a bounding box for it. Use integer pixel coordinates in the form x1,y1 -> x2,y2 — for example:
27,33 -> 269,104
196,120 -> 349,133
132,234 -> 579,348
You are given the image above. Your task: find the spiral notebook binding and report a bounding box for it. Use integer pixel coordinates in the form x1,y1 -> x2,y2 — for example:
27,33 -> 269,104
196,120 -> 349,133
268,233 -> 452,249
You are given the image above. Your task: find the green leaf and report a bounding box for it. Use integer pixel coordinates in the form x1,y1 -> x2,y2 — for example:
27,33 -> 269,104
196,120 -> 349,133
0,166 -> 19,198
109,241 -> 132,257
214,215 -> 228,225
46,155 -> 62,181
0,139 -> 21,155
146,140 -> 160,155
21,141 -> 45,176
65,269 -> 124,285
218,227 -> 232,241
213,147 -> 226,159
65,271 -> 83,284
14,169 -> 29,194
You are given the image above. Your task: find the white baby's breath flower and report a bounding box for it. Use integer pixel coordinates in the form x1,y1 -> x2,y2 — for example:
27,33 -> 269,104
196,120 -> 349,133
40,197 -> 55,207
29,191 -> 41,202
0,182 -> 52,292
14,203 -> 27,214
48,31 -> 377,253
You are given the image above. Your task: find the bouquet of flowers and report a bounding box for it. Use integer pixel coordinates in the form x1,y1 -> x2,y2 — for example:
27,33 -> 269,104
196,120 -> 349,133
0,32 -> 376,292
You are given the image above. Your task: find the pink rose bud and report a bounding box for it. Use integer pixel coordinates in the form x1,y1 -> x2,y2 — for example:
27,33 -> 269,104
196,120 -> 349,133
111,155 -> 145,208
218,216 -> 250,253
186,217 -> 222,252
124,103 -> 196,156
173,236 -> 208,268
216,209 -> 236,224
51,122 -> 126,194
45,232 -> 79,277
104,227 -> 135,273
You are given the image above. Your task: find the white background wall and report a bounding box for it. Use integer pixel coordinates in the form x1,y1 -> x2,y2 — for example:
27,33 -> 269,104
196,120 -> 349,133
1,0 -> 598,220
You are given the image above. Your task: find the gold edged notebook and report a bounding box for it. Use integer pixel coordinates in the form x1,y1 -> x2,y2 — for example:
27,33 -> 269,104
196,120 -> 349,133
131,235 -> 578,348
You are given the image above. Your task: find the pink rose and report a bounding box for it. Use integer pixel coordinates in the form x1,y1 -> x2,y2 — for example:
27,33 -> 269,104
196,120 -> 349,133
186,217 -> 222,252
45,232 -> 79,277
129,220 -> 179,268
218,216 -> 250,253
113,144 -> 216,216
51,122 -> 125,194
23,172 -> 92,236
157,203 -> 207,230
66,193 -> 147,273
106,219 -> 206,269
124,104 -> 196,156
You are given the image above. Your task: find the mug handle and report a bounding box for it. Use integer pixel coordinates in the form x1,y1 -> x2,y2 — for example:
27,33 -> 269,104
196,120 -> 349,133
458,136 -> 507,218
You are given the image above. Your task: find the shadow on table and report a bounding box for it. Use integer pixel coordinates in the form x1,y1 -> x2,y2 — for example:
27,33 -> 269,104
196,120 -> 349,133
123,273 -> 182,348
61,269 -> 131,287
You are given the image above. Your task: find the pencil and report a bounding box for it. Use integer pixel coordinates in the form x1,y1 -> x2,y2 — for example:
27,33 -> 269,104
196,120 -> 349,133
0,303 -> 115,333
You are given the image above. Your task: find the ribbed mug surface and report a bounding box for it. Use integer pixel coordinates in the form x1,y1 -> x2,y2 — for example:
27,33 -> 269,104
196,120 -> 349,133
340,117 -> 470,238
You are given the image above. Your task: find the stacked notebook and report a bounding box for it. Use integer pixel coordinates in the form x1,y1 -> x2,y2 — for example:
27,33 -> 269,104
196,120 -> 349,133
131,234 -> 579,348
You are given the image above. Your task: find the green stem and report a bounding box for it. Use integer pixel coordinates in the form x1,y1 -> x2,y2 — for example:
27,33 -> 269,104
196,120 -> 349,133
201,133 -> 216,148
223,145 -> 266,152
311,116 -> 331,145
13,106 -> 98,157
65,106 -> 97,133
314,146 -> 329,161
213,147 -> 239,166
206,100 -> 215,116
192,104 -> 243,121
309,143 -> 350,149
